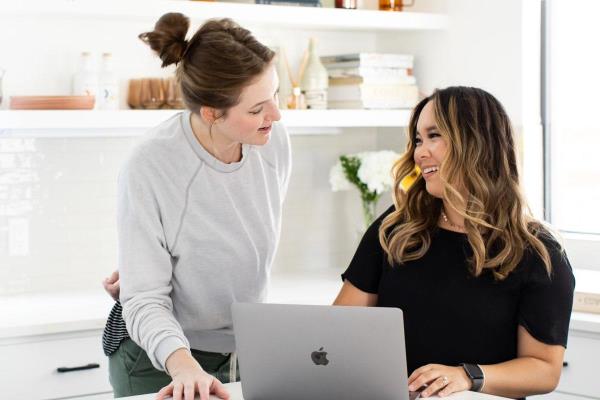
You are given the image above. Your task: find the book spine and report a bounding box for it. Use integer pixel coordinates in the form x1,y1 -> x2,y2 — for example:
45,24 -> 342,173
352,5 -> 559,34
328,84 -> 419,109
329,75 -> 417,86
321,53 -> 413,64
323,60 -> 413,69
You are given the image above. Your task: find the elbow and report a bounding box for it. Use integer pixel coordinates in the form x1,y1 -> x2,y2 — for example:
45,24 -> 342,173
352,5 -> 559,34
538,364 -> 562,394
543,377 -> 560,394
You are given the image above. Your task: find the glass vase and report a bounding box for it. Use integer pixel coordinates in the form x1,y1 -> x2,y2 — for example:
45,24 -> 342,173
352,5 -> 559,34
361,199 -> 377,230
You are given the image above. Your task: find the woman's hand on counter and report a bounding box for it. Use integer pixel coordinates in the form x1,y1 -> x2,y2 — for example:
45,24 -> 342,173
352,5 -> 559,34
102,270 -> 120,301
158,348 -> 230,400
408,364 -> 471,397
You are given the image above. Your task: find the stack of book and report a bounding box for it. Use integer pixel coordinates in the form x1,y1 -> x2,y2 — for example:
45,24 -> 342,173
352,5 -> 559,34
573,269 -> 600,314
321,53 -> 419,109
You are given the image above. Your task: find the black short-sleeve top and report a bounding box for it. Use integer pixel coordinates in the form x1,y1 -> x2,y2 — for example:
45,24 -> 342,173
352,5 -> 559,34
342,206 -> 576,375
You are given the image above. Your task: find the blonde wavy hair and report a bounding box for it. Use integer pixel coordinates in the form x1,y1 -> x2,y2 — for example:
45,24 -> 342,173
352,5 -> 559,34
379,86 -> 553,279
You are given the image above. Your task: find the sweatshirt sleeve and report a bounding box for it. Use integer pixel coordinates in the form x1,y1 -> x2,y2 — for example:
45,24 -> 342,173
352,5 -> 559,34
118,150 -> 190,372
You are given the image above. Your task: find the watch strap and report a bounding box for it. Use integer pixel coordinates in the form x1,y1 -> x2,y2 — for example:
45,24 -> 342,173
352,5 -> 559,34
460,363 -> 484,392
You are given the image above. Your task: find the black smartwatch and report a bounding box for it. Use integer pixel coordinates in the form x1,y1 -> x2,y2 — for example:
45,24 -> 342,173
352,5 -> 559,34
460,363 -> 484,392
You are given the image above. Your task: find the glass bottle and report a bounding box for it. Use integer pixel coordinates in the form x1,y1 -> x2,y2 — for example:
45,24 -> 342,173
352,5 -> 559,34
98,52 -> 119,110
72,52 -> 98,108
335,0 -> 357,9
299,38 -> 328,110
379,0 -> 413,12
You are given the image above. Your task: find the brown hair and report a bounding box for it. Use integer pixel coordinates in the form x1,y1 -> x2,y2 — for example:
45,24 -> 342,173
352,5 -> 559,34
139,13 -> 275,114
380,86 -> 554,279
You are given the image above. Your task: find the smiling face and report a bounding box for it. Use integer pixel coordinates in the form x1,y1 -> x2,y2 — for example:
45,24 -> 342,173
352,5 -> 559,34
413,100 -> 448,199
214,63 -> 281,146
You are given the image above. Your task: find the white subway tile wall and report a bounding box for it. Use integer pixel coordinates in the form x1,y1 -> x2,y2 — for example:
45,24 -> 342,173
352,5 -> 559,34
0,129 -> 405,295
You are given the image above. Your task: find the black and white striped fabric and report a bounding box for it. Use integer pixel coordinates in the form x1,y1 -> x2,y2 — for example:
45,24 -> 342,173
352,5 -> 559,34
102,301 -> 129,356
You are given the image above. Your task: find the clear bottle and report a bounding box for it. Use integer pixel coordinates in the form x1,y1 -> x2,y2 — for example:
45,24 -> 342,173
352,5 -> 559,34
300,38 -> 328,110
98,52 -> 119,110
72,52 -> 98,107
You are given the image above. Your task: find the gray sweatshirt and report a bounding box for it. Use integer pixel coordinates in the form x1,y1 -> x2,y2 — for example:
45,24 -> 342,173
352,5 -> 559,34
119,111 -> 291,371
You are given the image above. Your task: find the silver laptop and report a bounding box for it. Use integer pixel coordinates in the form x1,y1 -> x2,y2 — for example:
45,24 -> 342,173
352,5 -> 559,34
231,303 -> 419,400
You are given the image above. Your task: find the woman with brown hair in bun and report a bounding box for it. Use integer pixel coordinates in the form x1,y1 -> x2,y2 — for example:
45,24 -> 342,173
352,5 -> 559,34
101,12 -> 289,400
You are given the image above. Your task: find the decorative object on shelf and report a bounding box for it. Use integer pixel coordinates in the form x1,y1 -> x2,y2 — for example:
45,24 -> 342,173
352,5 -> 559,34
255,0 -> 322,6
72,52 -> 99,108
9,95 -> 95,110
127,77 -> 184,109
379,0 -> 414,11
163,77 -> 185,109
140,78 -> 165,109
98,52 -> 119,110
274,47 -> 293,109
322,52 -> 418,109
289,86 -> 306,109
573,269 -> 600,314
127,79 -> 142,109
282,47 -> 308,109
335,0 -> 356,9
329,150 -> 399,228
300,38 -> 328,110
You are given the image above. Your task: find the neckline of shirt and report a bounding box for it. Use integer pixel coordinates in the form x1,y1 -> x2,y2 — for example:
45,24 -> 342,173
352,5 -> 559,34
436,225 -> 468,237
180,110 -> 251,173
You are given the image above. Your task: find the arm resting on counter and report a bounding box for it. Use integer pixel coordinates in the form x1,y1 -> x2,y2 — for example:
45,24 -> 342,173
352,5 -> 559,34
478,325 -> 564,398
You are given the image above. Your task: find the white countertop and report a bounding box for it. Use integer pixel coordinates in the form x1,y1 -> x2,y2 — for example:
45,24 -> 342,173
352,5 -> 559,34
114,381 -> 508,400
0,270 -> 343,340
2,269 -> 600,340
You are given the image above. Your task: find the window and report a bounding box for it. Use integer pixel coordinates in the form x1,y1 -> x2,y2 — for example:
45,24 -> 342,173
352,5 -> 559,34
543,0 -> 600,272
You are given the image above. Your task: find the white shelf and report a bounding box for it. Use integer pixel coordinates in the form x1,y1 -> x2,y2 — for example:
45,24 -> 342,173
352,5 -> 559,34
0,0 -> 447,32
0,109 -> 411,137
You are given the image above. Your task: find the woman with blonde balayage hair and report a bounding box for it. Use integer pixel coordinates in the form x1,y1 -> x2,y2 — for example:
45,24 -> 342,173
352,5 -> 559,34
335,86 -> 575,399
101,12 -> 290,400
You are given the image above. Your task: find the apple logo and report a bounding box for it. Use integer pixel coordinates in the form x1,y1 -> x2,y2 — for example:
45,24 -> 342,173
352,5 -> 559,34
310,347 -> 329,366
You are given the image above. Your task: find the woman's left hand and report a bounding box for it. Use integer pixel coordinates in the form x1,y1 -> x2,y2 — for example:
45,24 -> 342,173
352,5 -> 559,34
408,364 -> 472,397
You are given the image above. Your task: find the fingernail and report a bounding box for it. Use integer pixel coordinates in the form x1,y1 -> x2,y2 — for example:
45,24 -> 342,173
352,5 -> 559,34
408,385 -> 414,391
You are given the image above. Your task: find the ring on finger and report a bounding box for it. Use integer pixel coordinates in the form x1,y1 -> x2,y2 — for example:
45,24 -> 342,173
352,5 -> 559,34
441,375 -> 449,386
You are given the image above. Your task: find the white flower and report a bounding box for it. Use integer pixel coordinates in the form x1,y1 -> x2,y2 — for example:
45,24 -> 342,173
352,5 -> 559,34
357,150 -> 399,194
329,160 -> 352,191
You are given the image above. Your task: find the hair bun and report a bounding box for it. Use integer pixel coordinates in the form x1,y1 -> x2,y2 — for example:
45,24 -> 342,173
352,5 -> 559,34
139,12 -> 190,67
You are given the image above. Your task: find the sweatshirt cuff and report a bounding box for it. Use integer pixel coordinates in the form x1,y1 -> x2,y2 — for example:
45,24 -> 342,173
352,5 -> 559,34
155,336 -> 189,372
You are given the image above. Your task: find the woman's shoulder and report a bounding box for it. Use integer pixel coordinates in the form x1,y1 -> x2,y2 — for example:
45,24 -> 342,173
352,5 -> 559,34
121,112 -> 198,181
522,223 -> 573,282
528,222 -> 564,257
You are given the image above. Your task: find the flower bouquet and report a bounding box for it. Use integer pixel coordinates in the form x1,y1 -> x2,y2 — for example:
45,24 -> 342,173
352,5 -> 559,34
329,150 -> 400,229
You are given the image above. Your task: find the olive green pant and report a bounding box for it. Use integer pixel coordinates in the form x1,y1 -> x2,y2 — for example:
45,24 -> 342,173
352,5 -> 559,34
109,339 -> 240,398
